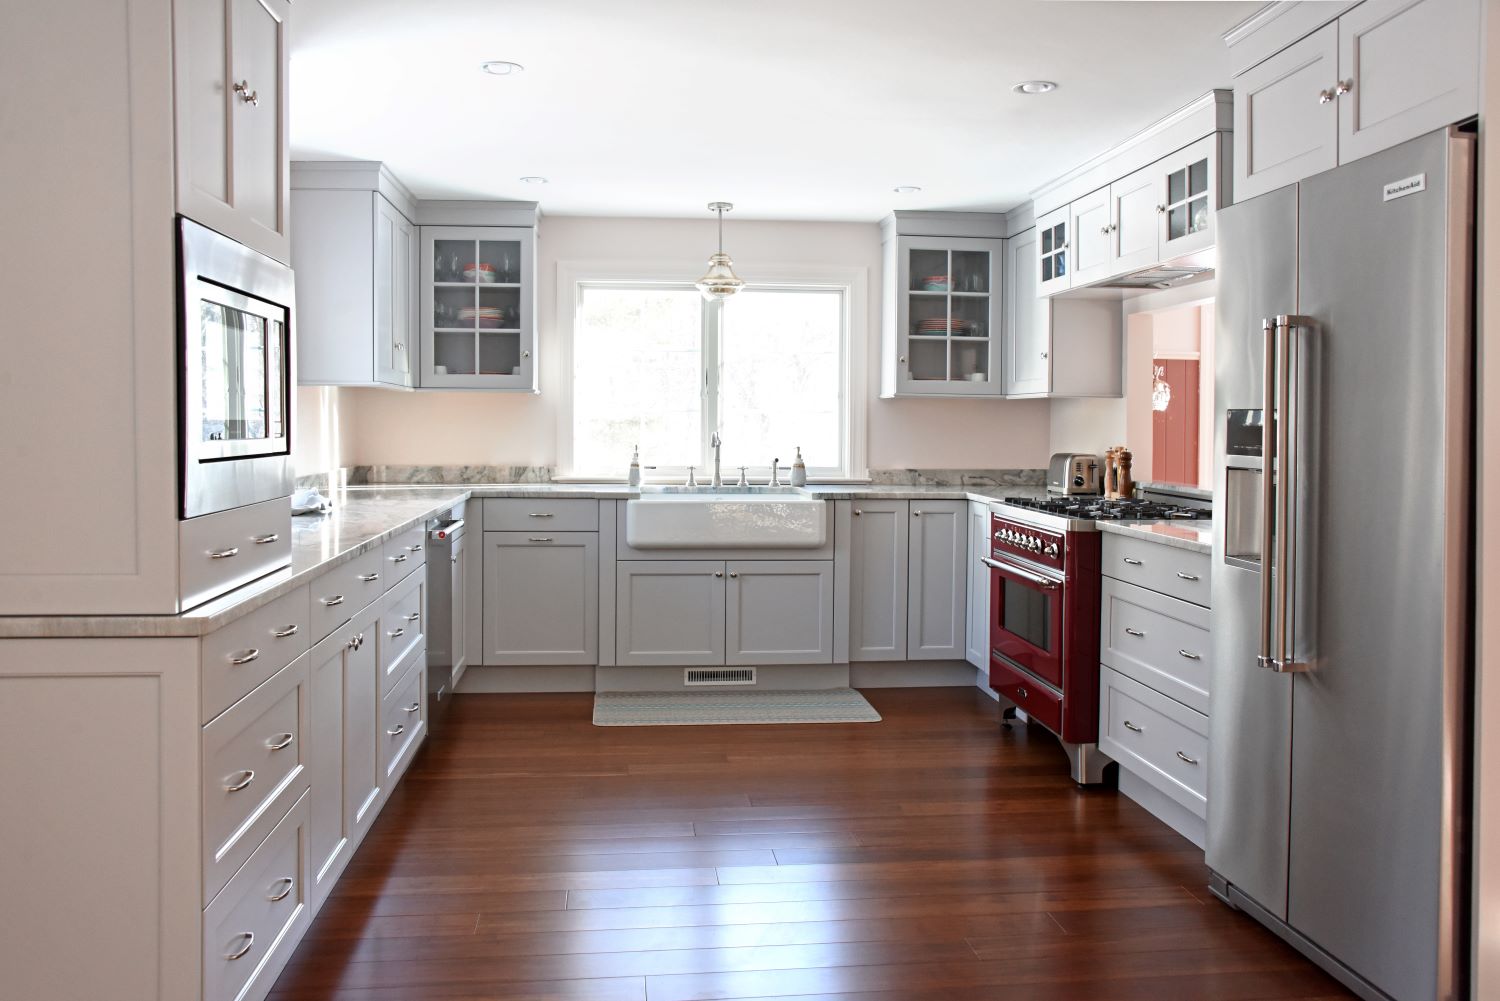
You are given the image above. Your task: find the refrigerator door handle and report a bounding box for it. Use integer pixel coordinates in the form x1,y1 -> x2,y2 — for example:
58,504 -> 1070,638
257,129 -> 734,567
1257,317 -> 1278,669
1272,314 -> 1316,674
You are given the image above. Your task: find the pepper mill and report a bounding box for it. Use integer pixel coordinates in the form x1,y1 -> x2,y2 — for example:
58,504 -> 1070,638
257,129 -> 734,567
1116,448 -> 1135,499
1103,447 -> 1119,499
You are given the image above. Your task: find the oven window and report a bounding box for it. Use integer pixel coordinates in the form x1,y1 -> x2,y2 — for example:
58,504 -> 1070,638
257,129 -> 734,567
198,300 -> 285,444
1002,577 -> 1052,652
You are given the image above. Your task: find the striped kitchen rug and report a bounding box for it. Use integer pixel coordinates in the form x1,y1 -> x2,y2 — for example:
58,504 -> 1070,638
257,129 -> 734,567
592,688 -> 881,726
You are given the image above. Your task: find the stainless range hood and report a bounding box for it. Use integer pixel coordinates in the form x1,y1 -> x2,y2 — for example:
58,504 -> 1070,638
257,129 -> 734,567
1092,248 -> 1217,291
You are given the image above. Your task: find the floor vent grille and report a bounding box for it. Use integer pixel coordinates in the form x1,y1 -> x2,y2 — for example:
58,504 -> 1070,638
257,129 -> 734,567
684,668 -> 756,687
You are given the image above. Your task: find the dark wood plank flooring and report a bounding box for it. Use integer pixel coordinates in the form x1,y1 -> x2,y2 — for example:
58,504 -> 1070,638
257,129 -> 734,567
269,688 -> 1354,1001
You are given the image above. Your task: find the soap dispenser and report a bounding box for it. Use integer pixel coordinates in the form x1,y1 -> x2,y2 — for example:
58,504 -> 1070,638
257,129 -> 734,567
627,445 -> 641,487
791,446 -> 807,487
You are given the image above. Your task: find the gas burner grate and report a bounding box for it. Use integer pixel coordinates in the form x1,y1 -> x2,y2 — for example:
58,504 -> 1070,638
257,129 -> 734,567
1003,496 -> 1211,521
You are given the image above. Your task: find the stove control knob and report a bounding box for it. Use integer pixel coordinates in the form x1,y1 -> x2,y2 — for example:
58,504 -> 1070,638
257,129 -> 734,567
1045,542 -> 1059,557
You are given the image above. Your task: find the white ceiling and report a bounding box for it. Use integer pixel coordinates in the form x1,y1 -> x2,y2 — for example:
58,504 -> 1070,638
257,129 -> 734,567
290,0 -> 1259,221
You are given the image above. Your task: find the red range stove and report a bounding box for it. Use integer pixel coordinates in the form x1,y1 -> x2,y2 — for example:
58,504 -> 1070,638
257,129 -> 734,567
985,504 -> 1108,784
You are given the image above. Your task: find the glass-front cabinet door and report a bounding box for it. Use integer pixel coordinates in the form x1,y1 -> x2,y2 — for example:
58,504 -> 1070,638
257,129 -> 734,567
893,236 -> 1002,397
1035,205 -> 1072,296
1157,134 -> 1218,260
419,225 -> 537,390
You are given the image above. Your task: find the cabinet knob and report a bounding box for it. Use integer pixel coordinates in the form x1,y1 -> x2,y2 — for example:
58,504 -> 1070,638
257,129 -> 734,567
728,571 -> 739,578
1156,204 -> 1167,214
232,80 -> 259,106
852,509 -> 862,516
1318,88 -> 1335,105
522,350 -> 531,359
913,509 -> 921,517
899,355 -> 906,364
1335,78 -> 1353,97
1100,226 -> 1110,236
714,571 -> 724,578
1040,351 -> 1048,359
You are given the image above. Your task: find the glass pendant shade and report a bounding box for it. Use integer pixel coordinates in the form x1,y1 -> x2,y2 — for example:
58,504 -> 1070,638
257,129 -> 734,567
695,202 -> 745,300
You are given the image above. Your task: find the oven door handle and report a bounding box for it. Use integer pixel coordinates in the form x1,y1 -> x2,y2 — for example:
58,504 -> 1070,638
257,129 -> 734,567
982,557 -> 1061,591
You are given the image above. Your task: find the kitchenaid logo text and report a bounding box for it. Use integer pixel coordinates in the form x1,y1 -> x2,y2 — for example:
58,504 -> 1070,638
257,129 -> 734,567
1382,174 -> 1427,201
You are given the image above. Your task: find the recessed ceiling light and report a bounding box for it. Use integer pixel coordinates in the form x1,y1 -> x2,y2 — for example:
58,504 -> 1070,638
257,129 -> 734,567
519,176 -> 548,184
893,185 -> 922,195
480,60 -> 525,76
1012,80 -> 1058,95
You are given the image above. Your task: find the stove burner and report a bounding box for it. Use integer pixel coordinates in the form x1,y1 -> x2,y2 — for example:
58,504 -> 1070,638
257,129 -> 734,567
1003,496 -> 1212,521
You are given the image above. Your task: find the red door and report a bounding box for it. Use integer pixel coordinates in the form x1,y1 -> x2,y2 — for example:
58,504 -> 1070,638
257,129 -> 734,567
1152,359 -> 1200,485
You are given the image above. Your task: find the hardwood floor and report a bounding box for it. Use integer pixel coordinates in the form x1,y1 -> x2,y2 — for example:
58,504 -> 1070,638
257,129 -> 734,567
269,687 -> 1354,1001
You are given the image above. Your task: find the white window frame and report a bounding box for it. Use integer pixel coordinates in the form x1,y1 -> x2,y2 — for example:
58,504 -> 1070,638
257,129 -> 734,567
554,260 -> 868,482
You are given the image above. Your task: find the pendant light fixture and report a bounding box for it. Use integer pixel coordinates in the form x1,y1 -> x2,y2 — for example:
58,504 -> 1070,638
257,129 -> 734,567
694,201 -> 746,300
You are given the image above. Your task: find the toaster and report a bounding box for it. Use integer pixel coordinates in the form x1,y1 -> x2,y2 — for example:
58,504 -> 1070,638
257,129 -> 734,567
1047,453 -> 1102,495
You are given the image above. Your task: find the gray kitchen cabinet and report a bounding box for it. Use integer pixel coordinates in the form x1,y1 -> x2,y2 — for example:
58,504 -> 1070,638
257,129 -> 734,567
965,500 -> 991,670
1034,205 -> 1072,296
726,561 -> 835,666
847,500 -> 910,662
616,561 -> 728,667
907,500 -> 968,660
1067,186 -> 1114,287
1233,0 -> 1477,202
421,225 -> 538,391
483,532 -> 599,665
879,214 -> 1005,398
1155,134 -> 1227,261
1233,23 -> 1339,203
291,162 -> 418,388
174,0 -> 292,264
1004,229 -> 1124,399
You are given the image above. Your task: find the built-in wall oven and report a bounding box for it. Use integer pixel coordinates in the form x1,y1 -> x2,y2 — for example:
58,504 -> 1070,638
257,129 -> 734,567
178,217 -> 295,520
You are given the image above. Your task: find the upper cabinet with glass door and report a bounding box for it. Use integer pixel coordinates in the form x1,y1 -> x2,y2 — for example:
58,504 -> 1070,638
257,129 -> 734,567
880,217 -> 1004,398
420,226 -> 537,391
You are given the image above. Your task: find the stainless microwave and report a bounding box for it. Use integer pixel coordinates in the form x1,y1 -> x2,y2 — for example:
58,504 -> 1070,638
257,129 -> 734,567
178,218 -> 295,519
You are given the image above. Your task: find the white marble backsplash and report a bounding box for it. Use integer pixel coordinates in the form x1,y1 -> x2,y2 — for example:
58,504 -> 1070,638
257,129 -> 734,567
300,466 -> 1047,489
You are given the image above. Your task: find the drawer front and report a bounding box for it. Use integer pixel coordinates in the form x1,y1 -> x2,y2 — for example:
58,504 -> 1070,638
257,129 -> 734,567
1102,534 -> 1211,607
381,658 -> 426,782
202,585 -> 310,724
180,498 -> 293,610
308,548 -> 385,642
1099,577 -> 1211,715
1099,666 -> 1208,817
203,653 -> 310,905
382,524 -> 428,583
380,566 -> 425,694
203,790 -> 310,1001
988,655 -> 1062,734
484,498 -> 599,532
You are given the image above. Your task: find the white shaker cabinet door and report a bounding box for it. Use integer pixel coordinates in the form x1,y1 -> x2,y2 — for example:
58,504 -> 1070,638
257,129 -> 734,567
1335,0 -> 1479,165
1233,23 -> 1338,202
1005,228 -> 1051,397
615,561 -> 727,667
847,500 -> 909,662
483,533 -> 599,666
726,561 -> 835,666
1068,187 -> 1115,288
1110,165 -> 1162,277
374,195 -> 417,387
907,500 -> 968,660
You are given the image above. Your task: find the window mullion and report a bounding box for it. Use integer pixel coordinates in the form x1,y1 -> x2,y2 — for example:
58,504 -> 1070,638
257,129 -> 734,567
702,298 -> 723,472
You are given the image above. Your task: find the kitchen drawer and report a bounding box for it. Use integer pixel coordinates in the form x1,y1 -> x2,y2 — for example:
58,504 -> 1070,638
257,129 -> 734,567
381,657 -> 425,783
382,524 -> 428,583
180,498 -> 293,610
308,548 -> 385,642
1102,534 -> 1211,607
203,790 -> 311,1001
1099,666 -> 1208,818
988,655 -> 1063,735
380,566 -> 425,695
1099,576 -> 1211,715
202,653 -> 310,906
484,498 -> 599,532
202,585 -> 310,724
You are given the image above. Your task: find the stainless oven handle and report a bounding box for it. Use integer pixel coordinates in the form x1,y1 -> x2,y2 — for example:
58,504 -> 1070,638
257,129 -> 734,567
1258,317 -> 1277,670
981,557 -> 1060,591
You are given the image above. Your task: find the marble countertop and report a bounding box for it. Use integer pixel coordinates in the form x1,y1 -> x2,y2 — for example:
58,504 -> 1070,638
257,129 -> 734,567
1095,519 -> 1212,554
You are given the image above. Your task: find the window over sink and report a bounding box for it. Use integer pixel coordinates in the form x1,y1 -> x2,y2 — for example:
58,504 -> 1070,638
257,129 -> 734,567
559,268 -> 863,480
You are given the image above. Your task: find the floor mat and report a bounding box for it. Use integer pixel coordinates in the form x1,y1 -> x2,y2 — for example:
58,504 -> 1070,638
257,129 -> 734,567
592,688 -> 882,726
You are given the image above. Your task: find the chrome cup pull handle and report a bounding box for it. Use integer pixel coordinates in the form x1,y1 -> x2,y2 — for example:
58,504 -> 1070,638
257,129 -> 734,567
272,624 -> 299,638
387,724 -> 405,737
209,547 -> 239,560
404,612 -> 421,622
265,733 -> 294,751
528,537 -> 554,543
388,627 -> 405,639
528,512 -> 554,518
1123,720 -> 1143,733
223,770 -> 255,793
1122,557 -> 1143,566
406,544 -> 423,552
1124,628 -> 1145,638
1178,649 -> 1202,661
266,877 -> 294,902
322,594 -> 345,607
253,533 -> 279,545
403,702 -> 420,714
1176,750 -> 1200,765
391,553 -> 408,564
224,932 -> 255,960
229,648 -> 260,665
359,572 -> 380,582
1175,571 -> 1200,582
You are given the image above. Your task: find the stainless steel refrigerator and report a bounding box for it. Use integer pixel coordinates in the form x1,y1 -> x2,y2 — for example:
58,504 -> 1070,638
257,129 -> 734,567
1210,126 -> 1475,1001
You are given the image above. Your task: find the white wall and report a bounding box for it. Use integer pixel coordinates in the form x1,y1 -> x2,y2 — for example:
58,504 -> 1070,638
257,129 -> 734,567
1049,311 -> 1154,477
323,216 -> 1051,473
293,385 -> 358,481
